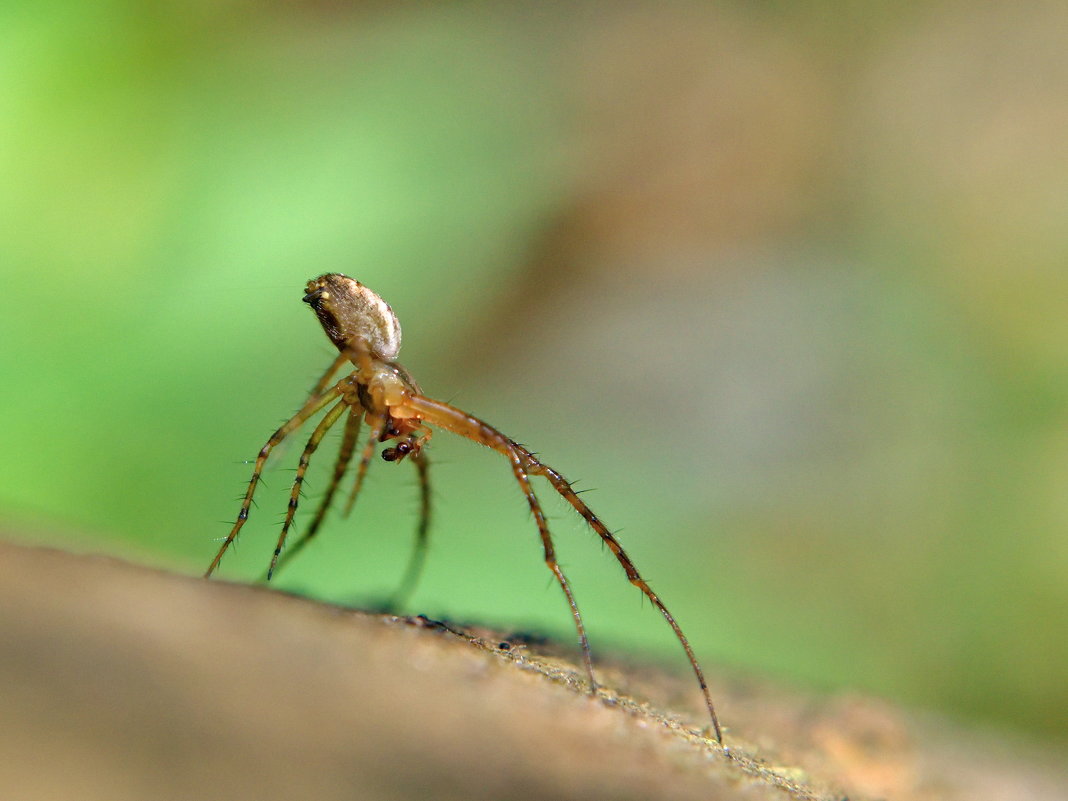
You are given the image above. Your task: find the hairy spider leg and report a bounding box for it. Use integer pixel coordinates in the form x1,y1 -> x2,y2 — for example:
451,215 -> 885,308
204,381 -> 345,578
267,407 -> 362,580
342,412 -> 387,517
403,395 -> 597,694
531,461 -> 722,743
311,351 -> 352,396
383,449 -> 432,610
266,398 -> 350,579
405,394 -> 722,742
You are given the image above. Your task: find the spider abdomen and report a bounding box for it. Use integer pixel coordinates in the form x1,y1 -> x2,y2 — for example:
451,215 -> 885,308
303,273 -> 402,361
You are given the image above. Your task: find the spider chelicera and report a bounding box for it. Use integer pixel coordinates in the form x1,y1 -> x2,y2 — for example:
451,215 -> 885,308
205,273 -> 722,742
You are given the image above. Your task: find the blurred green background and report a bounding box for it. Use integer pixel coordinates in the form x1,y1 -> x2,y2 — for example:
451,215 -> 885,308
2,1 -> 1067,747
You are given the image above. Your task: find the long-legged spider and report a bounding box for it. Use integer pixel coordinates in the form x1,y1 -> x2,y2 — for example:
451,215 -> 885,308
205,274 -> 722,742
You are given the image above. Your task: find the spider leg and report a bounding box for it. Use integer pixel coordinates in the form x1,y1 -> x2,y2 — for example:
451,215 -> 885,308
205,382 -> 345,578
383,449 -> 432,610
404,396 -> 597,694
269,407 -> 362,579
405,395 -> 721,742
265,398 -> 349,579
528,459 -> 722,743
342,412 -> 387,517
509,449 -> 597,692
311,351 -> 351,397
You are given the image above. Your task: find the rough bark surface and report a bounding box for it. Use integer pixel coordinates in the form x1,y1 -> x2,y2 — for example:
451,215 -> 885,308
0,540 -> 1063,801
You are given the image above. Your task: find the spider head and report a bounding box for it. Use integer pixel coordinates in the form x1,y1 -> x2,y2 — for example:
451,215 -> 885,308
303,274 -> 402,362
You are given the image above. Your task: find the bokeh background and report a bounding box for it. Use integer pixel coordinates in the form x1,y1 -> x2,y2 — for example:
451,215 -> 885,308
2,1 -> 1066,748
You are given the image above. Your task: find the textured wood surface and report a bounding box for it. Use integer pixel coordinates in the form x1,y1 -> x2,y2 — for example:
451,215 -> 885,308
0,540 -> 1064,801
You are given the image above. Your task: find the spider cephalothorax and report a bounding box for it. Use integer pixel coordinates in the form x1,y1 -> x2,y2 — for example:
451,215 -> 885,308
205,273 -> 723,742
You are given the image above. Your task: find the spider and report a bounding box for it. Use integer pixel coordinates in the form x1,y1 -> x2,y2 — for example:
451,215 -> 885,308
205,273 -> 722,742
